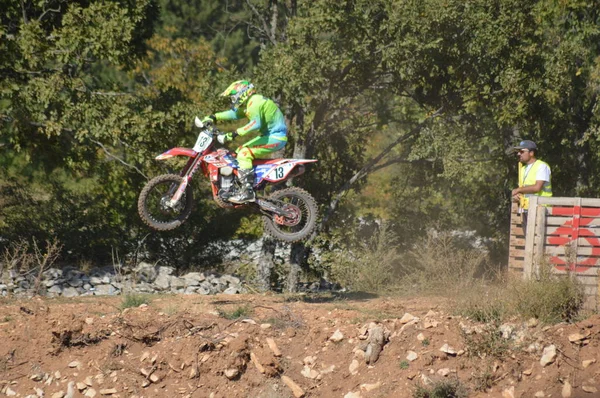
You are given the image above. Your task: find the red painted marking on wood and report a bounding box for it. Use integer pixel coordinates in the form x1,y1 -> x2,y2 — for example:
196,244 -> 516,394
549,206 -> 600,272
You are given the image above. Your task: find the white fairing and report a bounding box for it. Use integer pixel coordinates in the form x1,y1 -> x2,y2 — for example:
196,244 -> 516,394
194,116 -> 204,128
265,162 -> 296,181
193,131 -> 212,153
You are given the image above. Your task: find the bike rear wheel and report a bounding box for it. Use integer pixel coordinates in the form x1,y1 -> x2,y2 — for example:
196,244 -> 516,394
138,174 -> 194,231
262,187 -> 317,242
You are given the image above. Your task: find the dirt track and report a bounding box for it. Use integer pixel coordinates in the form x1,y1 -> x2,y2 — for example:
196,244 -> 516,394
0,293 -> 598,397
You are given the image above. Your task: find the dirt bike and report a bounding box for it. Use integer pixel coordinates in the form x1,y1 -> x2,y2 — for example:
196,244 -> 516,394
137,117 -> 318,242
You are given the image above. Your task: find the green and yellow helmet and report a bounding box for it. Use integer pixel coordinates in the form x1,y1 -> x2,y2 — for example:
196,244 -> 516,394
220,80 -> 256,111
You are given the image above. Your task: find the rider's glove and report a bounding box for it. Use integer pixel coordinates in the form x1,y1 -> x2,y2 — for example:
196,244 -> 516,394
217,132 -> 237,145
201,115 -> 216,126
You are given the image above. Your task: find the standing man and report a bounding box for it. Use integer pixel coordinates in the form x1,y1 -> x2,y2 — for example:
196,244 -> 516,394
511,140 -> 552,233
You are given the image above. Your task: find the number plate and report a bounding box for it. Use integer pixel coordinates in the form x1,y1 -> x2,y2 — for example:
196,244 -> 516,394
193,131 -> 212,153
265,163 -> 294,181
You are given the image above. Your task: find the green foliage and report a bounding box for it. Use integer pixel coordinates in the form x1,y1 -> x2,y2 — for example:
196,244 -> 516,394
413,378 -> 469,398
399,360 -> 410,370
3,0 -> 600,283
217,304 -> 253,320
121,294 -> 151,309
462,323 -> 510,359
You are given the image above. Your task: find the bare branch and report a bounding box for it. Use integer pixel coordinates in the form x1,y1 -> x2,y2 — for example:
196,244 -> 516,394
318,107 -> 444,231
270,0 -> 278,43
89,138 -> 149,180
38,4 -> 61,22
246,0 -> 277,45
20,0 -> 28,24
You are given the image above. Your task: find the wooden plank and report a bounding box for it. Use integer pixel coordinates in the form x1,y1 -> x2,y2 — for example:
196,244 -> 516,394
510,237 -> 525,246
511,226 -> 526,237
550,207 -> 600,217
544,246 -> 600,256
572,198 -> 582,276
545,226 -> 600,237
538,197 -> 600,207
544,237 -> 600,247
534,206 -> 546,277
523,197 -> 538,280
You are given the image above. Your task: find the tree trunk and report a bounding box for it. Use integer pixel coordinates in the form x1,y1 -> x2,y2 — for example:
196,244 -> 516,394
255,237 -> 277,292
286,242 -> 309,292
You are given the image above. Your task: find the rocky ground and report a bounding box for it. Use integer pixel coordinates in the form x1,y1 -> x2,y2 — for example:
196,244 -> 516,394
0,293 -> 598,398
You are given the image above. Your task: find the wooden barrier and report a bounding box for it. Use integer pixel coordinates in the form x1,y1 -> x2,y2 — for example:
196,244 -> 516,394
508,197 -> 600,311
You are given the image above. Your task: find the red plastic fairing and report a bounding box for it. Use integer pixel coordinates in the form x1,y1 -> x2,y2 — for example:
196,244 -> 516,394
156,147 -> 197,160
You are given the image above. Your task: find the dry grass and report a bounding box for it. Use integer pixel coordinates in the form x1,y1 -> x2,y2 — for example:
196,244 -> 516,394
454,262 -> 584,325
328,223 -> 399,293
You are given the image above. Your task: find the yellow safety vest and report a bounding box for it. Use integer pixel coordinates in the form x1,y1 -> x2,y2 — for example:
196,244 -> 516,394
519,160 -> 552,210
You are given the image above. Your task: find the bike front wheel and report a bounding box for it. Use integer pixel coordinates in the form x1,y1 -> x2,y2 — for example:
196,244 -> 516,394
138,174 -> 194,231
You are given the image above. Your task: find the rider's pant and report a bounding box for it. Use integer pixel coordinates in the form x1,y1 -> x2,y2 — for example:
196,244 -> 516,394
236,135 -> 287,169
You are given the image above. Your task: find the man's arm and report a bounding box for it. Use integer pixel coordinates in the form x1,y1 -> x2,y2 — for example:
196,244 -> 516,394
512,180 -> 545,196
215,109 -> 243,122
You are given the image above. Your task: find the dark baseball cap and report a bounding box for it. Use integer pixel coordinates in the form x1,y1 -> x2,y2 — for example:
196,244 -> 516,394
514,140 -> 537,150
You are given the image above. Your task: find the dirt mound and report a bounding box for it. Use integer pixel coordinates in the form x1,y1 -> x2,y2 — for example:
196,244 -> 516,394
0,294 -> 598,397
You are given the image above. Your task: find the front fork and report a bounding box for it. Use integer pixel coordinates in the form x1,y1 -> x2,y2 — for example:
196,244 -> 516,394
167,156 -> 202,208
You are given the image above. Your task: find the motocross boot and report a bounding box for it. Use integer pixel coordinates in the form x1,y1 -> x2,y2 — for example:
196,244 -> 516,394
228,169 -> 256,204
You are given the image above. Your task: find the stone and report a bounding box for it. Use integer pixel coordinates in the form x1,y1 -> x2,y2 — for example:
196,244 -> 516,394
99,388 -> 117,395
437,368 -> 451,377
134,262 -> 158,283
281,375 -> 305,398
301,366 -> 320,379
223,286 -> 239,295
182,272 -> 205,285
85,388 -> 97,397
65,381 -> 76,398
582,359 -> 596,368
349,359 -> 360,375
153,274 -> 171,290
540,345 -> 557,367
5,388 -> 16,396
406,351 -> 418,362
221,275 -> 241,285
329,329 -> 344,343
170,278 -> 186,290
93,284 -> 119,296
344,392 -> 362,398
527,318 -> 539,328
157,266 -> 174,276
534,392 -> 545,398
399,313 -> 417,324
266,338 -> 281,357
439,344 -> 457,355
62,287 -> 80,297
224,368 -> 239,380
502,386 -> 515,398
51,393 -> 65,398
303,356 -> 317,366
68,360 -> 82,369
260,323 -> 272,329
360,382 -> 381,392
568,332 -> 588,342
562,381 -> 572,397
416,333 -> 426,341
582,386 -> 598,393
77,382 -> 88,391
30,373 -> 45,381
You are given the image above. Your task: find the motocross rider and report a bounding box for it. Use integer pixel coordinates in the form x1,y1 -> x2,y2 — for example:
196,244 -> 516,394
202,80 -> 288,204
